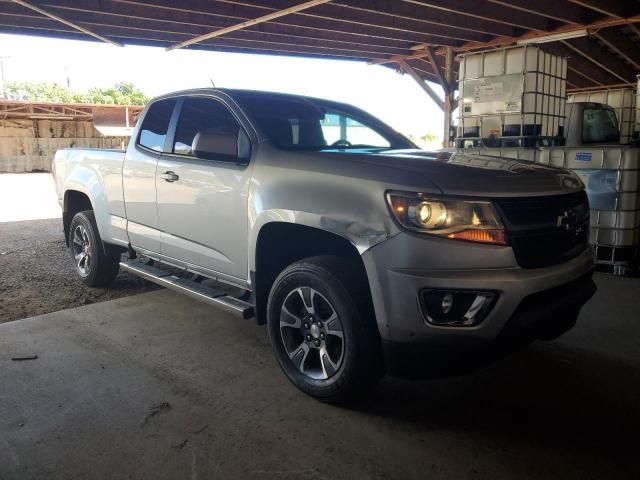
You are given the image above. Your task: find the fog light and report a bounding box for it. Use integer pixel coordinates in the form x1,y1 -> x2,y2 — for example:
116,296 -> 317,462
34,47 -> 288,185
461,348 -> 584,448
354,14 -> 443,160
420,289 -> 497,327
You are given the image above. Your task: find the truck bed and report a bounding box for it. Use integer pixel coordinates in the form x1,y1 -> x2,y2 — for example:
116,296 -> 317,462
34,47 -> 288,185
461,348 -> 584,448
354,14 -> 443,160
53,147 -> 128,247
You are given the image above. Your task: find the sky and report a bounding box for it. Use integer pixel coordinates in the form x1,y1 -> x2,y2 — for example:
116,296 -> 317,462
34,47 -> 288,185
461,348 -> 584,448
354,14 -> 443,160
0,33 -> 444,144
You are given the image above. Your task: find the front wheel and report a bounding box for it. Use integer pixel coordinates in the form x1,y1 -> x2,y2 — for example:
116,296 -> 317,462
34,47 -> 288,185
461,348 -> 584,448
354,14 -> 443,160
267,256 -> 382,403
68,210 -> 120,287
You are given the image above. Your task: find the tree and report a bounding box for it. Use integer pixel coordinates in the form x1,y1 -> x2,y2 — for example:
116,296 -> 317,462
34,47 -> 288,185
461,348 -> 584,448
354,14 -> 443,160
5,81 -> 148,105
420,132 -> 440,144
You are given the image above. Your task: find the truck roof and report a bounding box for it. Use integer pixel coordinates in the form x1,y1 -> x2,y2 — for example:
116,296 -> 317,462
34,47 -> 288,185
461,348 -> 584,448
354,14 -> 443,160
151,88 -> 349,108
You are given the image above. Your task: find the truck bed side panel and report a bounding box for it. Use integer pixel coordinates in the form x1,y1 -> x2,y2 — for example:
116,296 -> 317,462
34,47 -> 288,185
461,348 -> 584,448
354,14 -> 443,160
54,148 -> 129,247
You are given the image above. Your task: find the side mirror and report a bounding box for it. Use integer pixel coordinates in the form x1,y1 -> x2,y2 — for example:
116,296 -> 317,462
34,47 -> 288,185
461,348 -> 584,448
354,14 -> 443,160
237,129 -> 252,163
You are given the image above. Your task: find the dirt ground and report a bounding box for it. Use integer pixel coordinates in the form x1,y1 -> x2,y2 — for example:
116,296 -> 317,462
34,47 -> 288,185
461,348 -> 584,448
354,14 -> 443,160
0,218 -> 157,323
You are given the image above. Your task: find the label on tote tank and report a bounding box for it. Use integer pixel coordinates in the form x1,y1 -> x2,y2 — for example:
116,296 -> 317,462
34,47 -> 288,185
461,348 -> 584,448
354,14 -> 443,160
575,152 -> 592,162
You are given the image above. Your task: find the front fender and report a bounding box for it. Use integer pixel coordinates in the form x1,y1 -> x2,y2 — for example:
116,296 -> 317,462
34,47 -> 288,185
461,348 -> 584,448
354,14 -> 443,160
247,184 -> 401,273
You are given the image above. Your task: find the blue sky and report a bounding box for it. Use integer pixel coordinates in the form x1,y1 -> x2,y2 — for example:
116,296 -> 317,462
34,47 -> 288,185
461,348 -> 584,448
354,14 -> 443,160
0,33 -> 444,143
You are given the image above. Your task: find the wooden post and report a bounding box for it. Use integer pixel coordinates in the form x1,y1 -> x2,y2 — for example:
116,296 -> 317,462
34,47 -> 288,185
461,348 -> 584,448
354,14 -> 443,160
442,48 -> 454,148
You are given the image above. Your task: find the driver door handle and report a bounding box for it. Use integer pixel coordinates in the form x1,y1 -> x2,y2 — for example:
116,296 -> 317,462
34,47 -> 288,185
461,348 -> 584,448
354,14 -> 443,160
160,171 -> 179,182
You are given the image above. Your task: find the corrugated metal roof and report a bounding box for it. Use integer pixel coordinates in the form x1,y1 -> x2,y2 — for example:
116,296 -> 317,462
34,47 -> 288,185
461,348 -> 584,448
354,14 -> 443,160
0,0 -> 638,92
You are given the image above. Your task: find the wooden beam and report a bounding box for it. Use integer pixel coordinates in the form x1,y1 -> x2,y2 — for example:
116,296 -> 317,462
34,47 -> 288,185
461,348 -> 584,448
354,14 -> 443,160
442,47 -> 454,148
397,59 -> 444,111
166,0 -> 333,51
629,23 -> 640,39
10,0 -> 123,46
567,82 -> 636,92
0,2 -> 412,53
27,1 -> 454,49
333,0 -> 517,38
113,0 -> 481,45
0,11 -> 405,58
440,15 -> 640,54
423,45 -> 449,93
567,0 -> 632,19
545,42 -> 612,86
484,0 -> 590,25
561,37 -> 637,83
568,65 -> 605,87
595,28 -> 640,70
402,0 -> 552,32
370,51 -> 431,65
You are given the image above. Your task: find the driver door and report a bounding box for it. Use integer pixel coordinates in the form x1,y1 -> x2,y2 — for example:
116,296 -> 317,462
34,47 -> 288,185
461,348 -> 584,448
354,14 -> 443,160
155,95 -> 253,281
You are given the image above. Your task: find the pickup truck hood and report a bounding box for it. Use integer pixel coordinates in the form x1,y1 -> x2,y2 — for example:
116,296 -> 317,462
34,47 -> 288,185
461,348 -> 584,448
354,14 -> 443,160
320,149 -> 583,197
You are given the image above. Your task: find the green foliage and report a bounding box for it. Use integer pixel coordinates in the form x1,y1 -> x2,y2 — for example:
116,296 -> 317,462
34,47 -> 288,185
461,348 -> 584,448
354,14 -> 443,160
420,132 -> 440,144
5,81 -> 148,105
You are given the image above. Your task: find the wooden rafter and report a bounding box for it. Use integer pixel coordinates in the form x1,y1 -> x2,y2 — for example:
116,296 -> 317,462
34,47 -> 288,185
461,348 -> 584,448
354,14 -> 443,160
437,15 -> 640,54
595,28 -> 640,70
113,0 -> 483,45
561,37 -> 636,83
329,0 -> 515,38
10,0 -> 123,46
423,45 -> 449,92
397,59 -> 444,111
166,0 -> 333,51
484,0 -> 589,25
0,4 -> 430,51
1,0 -> 638,91
402,0 -> 552,32
568,0 -> 632,19
122,0 -> 516,40
568,82 -> 637,92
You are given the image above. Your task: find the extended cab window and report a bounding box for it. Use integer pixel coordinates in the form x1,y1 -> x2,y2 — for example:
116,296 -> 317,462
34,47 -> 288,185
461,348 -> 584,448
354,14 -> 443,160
138,98 -> 176,152
172,97 -> 243,162
582,108 -> 619,144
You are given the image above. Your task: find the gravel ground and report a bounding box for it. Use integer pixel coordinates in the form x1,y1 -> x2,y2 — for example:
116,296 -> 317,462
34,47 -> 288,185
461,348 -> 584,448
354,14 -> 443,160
0,218 -> 157,323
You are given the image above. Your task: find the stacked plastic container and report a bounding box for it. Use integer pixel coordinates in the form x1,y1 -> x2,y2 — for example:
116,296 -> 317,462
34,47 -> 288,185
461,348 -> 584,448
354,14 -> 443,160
568,88 -> 637,144
456,46 -> 567,148
536,147 -> 640,275
636,75 -> 640,142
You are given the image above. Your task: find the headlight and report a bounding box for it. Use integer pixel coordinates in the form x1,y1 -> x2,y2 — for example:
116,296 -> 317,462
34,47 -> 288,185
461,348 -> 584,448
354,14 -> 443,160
386,191 -> 507,245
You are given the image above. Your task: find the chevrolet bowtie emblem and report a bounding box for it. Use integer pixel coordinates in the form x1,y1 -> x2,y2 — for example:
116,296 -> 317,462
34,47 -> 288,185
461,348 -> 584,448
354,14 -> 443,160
557,209 -> 578,231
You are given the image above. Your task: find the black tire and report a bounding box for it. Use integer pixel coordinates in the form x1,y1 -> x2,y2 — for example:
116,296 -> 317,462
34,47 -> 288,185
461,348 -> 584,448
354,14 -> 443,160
267,255 -> 383,403
68,210 -> 120,287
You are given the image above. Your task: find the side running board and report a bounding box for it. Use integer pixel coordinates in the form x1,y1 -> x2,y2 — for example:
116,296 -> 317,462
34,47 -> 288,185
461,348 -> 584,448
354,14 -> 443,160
119,259 -> 254,320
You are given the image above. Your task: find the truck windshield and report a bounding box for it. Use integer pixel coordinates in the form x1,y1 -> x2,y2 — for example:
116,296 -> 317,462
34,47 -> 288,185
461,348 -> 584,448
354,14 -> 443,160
233,92 -> 414,151
582,108 -> 620,144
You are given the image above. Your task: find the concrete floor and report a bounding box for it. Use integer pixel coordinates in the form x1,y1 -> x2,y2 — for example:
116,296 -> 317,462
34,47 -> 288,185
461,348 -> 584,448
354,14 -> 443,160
0,173 -> 61,222
1,274 -> 638,480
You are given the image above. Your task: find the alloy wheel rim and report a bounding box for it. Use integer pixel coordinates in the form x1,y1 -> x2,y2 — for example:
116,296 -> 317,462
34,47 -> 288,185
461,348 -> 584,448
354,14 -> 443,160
279,287 -> 345,380
72,224 -> 92,276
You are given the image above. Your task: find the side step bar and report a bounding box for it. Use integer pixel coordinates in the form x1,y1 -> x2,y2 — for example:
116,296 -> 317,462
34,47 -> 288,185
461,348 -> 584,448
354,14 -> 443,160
119,259 -> 254,320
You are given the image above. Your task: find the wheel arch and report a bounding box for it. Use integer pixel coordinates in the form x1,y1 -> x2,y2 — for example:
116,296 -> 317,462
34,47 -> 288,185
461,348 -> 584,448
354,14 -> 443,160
63,189 -> 125,256
252,222 -> 375,327
63,189 -> 94,246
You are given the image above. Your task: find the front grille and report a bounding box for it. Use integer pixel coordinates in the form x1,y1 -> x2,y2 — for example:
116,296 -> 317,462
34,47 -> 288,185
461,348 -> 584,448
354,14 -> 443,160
495,191 -> 590,269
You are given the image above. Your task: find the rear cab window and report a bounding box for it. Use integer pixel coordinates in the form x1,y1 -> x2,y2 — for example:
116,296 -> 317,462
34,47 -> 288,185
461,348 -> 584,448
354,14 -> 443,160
582,108 -> 619,144
137,98 -> 177,152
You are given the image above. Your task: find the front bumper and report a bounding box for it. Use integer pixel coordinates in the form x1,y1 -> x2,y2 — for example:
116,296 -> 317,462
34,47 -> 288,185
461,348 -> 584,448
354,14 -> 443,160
361,231 -> 596,373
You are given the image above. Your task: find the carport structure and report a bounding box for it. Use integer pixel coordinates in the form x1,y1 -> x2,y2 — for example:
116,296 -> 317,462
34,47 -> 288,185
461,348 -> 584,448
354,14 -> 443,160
1,0 -> 639,139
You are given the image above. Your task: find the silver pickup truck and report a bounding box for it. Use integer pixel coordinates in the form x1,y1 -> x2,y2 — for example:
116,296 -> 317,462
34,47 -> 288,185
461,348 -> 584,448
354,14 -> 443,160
53,89 -> 596,402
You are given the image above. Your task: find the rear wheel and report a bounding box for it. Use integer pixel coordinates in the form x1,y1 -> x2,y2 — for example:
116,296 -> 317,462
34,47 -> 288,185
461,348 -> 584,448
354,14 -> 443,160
267,255 -> 382,403
68,210 -> 120,287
